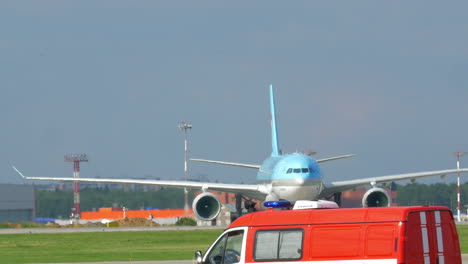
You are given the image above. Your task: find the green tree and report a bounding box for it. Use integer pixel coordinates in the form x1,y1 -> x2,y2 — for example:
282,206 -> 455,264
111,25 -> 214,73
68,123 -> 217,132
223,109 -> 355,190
396,182 -> 460,210
36,187 -> 195,218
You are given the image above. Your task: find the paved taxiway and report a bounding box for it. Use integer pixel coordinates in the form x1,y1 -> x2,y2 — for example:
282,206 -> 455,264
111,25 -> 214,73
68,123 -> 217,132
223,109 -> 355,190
0,226 -> 223,234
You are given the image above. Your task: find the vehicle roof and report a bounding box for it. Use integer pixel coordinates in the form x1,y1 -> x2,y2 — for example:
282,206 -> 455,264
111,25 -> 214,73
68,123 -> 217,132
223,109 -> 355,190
229,206 -> 451,228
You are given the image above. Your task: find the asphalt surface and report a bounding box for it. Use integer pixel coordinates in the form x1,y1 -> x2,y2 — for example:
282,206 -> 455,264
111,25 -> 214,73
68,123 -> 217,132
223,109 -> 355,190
0,226 -> 224,234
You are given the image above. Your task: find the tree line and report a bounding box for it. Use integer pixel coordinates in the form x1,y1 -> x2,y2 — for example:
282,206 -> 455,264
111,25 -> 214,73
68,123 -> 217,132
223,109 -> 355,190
396,182 -> 466,209
36,182 -> 468,219
36,187 -> 193,219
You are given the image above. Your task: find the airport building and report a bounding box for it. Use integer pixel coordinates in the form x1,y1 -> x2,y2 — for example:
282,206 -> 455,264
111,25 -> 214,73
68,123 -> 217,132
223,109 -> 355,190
0,184 -> 36,223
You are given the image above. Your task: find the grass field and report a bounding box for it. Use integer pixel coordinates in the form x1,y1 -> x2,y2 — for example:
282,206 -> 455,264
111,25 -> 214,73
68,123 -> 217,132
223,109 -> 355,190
0,229 -> 223,264
458,225 -> 468,253
1,226 -> 468,263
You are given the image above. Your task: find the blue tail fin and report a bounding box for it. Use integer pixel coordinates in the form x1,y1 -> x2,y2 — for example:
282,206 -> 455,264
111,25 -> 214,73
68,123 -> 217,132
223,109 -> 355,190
270,84 -> 280,156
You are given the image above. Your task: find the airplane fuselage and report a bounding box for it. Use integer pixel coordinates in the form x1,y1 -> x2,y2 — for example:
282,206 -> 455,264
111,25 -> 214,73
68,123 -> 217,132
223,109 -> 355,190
257,153 -> 324,202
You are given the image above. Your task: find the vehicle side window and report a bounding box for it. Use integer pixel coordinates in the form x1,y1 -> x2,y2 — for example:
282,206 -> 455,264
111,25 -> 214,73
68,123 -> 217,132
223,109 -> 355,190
301,168 -> 309,173
205,230 -> 244,264
293,168 -> 301,173
254,229 -> 303,261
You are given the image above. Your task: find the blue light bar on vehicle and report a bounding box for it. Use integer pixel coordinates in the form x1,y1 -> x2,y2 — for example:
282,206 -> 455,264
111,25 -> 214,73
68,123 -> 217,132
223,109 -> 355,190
263,201 -> 292,208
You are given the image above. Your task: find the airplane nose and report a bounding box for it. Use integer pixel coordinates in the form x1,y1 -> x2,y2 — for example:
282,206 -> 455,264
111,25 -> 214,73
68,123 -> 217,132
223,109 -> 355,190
295,177 -> 305,185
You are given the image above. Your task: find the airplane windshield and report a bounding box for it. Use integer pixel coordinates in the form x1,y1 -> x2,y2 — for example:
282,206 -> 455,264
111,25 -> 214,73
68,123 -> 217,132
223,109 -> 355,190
286,168 -> 310,174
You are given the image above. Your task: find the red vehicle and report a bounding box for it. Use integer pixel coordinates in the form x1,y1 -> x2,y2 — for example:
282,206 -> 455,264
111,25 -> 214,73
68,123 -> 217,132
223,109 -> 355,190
195,205 -> 460,264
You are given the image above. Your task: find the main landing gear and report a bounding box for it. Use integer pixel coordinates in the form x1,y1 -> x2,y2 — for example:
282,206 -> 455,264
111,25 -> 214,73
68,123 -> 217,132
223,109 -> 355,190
328,192 -> 342,207
235,194 -> 257,219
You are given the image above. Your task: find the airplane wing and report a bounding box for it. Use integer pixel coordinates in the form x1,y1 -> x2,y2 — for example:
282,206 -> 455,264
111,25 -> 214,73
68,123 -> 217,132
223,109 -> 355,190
190,159 -> 261,169
320,168 -> 468,197
316,154 -> 354,163
11,165 -> 268,200
191,154 -> 354,168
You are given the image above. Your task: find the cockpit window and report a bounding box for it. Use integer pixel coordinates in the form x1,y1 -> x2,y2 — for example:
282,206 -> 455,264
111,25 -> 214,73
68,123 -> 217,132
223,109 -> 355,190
287,168 -> 311,174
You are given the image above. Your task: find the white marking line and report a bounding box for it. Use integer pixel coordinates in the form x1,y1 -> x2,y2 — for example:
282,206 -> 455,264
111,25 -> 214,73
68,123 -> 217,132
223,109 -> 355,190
435,211 -> 445,264
420,212 -> 430,264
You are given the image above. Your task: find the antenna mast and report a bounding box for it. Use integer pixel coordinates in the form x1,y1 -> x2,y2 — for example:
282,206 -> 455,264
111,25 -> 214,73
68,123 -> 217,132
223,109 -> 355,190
179,122 -> 192,215
453,151 -> 465,222
64,154 -> 88,223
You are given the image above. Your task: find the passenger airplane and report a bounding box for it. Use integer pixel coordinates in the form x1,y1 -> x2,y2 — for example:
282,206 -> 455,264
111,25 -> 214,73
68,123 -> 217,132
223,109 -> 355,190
12,85 -> 468,221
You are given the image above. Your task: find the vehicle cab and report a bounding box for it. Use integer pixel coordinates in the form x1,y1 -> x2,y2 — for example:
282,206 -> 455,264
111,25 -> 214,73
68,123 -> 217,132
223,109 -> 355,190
196,227 -> 247,264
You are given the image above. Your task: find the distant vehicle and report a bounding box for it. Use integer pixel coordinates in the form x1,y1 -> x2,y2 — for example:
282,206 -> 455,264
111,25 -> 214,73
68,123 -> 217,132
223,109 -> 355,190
12,85 -> 468,221
195,203 -> 461,264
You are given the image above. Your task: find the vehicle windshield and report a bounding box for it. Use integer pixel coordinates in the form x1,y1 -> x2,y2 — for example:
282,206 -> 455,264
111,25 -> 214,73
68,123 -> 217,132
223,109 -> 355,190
205,230 -> 244,264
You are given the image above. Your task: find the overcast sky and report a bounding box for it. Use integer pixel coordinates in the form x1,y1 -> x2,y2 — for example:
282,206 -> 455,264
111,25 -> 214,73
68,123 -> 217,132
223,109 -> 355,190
1,1 -> 468,186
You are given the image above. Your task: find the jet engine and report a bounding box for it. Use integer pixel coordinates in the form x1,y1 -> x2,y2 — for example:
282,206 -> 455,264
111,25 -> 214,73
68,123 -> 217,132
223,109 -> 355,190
362,187 -> 391,207
192,192 -> 221,221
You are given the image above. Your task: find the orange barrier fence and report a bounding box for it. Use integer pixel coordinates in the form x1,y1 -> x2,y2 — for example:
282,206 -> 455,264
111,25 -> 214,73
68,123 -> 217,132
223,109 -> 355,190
81,208 -> 193,220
